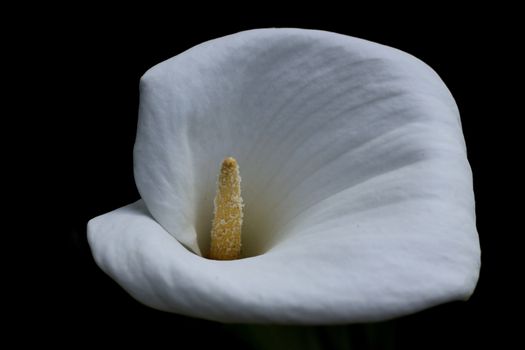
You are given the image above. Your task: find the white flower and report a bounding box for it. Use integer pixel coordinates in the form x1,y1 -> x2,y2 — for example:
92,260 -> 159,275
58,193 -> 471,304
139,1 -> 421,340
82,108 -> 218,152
88,28 -> 480,324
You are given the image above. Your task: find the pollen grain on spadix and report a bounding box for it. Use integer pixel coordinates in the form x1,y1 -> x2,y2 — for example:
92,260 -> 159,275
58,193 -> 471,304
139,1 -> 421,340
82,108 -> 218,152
209,157 -> 243,260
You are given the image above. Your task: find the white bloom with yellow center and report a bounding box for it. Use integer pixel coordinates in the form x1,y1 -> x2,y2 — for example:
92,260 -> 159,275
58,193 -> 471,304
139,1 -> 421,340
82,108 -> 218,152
88,28 -> 480,324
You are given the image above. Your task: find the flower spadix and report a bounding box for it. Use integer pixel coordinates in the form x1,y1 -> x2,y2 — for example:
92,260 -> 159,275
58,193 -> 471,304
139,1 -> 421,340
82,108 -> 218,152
88,28 -> 480,324
210,157 -> 243,260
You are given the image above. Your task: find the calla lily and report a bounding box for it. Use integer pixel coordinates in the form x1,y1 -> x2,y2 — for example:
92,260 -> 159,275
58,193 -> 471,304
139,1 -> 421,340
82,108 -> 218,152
88,28 -> 480,324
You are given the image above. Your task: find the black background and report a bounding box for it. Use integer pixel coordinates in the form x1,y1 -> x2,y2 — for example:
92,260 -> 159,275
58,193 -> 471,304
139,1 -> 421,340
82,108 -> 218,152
23,9 -> 513,349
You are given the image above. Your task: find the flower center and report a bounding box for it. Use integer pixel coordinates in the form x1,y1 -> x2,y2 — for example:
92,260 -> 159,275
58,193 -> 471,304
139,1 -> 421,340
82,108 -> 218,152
209,157 -> 243,260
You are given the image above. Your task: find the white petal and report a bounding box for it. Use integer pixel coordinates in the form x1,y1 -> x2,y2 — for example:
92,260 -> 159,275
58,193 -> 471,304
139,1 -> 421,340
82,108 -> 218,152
90,28 -> 480,323
89,199 -> 478,324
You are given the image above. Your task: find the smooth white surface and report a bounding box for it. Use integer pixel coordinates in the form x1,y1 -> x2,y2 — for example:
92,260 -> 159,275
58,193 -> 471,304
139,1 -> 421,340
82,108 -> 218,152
88,28 -> 480,324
